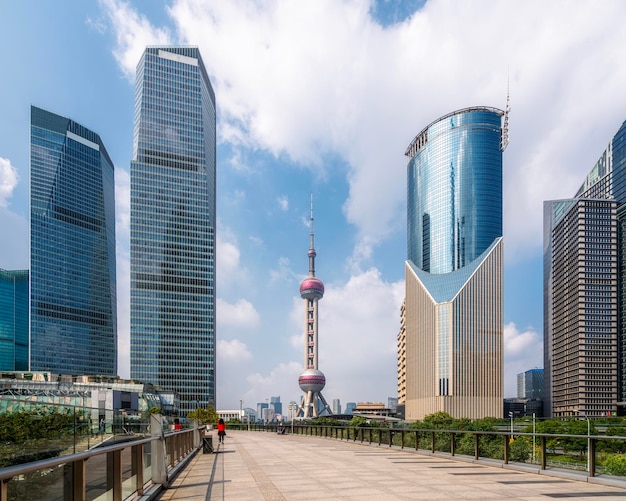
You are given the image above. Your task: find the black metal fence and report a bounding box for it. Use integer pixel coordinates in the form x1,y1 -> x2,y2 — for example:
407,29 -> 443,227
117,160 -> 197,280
229,422 -> 626,478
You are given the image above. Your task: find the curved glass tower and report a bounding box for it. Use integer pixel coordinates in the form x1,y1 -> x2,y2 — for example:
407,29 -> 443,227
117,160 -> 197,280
407,107 -> 503,274
402,107 -> 504,420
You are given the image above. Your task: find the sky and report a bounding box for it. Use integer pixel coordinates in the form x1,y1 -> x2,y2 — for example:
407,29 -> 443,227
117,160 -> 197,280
1,0 -> 626,412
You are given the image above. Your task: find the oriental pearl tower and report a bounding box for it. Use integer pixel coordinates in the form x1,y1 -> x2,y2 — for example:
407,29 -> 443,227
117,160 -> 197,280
297,197 -> 332,418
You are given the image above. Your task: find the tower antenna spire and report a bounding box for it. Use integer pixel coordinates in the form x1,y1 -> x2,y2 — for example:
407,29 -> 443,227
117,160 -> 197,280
501,74 -> 510,151
308,194 -> 316,277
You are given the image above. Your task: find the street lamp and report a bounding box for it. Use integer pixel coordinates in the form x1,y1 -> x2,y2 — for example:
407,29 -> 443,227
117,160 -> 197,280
508,411 -> 514,443
576,410 -> 591,473
533,412 -> 536,464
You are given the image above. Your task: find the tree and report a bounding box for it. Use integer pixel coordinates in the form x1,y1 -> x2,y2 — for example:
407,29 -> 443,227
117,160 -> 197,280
187,406 -> 219,424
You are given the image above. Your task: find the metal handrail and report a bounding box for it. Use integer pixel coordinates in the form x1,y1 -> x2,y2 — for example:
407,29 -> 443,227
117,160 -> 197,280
0,416 -> 205,501
0,436 -> 158,482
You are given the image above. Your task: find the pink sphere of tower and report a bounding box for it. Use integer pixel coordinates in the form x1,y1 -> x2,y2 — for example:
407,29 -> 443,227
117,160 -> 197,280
298,368 -> 326,393
300,277 -> 324,300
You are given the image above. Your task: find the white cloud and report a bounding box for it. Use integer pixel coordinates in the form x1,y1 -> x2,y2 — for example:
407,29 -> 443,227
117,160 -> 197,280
300,268 -> 404,404
216,224 -> 250,293
216,298 -> 260,329
244,361 -> 302,405
102,0 -> 626,265
99,0 -> 626,407
269,256 -> 297,284
218,339 -> 253,362
503,322 -> 543,398
277,195 -> 288,211
0,157 -> 18,207
99,0 -> 172,79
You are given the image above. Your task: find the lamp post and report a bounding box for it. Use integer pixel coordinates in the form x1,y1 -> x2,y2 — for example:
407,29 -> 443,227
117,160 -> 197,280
508,411 -> 514,443
533,412 -> 536,464
576,410 -> 591,473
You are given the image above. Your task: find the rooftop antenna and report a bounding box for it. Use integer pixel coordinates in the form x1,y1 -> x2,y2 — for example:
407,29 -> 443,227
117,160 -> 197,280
501,75 -> 510,151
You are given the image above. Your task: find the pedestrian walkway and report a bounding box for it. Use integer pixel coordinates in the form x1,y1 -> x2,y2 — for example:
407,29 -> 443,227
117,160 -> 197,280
158,430 -> 626,500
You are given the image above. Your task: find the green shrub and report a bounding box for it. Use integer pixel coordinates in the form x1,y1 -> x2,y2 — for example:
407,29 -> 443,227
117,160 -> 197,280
603,454 -> 626,477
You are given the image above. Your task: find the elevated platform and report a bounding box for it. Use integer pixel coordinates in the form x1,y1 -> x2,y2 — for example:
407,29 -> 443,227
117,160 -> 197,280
157,430 -> 626,500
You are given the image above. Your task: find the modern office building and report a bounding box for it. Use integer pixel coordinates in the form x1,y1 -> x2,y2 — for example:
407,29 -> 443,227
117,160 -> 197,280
270,396 -> 282,416
403,107 -> 506,420
544,119 -> 626,418
0,269 -> 29,371
517,368 -> 544,400
30,106 -> 117,375
256,402 -> 268,422
130,47 -> 217,415
332,398 -> 341,415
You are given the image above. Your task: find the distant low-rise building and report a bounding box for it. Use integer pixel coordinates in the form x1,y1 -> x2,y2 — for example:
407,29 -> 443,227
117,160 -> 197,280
0,372 -> 173,431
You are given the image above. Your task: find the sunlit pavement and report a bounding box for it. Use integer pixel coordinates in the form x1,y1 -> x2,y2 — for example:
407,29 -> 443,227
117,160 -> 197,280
159,430 -> 626,500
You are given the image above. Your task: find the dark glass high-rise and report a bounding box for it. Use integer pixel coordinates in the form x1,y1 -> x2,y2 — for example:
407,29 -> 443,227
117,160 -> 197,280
130,47 -> 216,414
30,106 -> 117,375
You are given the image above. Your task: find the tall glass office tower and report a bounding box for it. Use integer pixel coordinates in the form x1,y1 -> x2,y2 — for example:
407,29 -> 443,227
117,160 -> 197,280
30,106 -> 117,375
130,47 -> 216,415
402,107 -> 505,420
544,119 -> 626,418
0,269 -> 29,371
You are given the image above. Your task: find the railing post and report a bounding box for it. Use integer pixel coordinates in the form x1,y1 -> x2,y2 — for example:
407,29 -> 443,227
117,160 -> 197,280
474,433 -> 479,460
415,430 -> 419,451
503,435 -> 509,464
401,430 -> 405,449
1,479 -> 8,501
540,436 -> 546,470
133,444 -> 144,496
107,450 -> 122,501
150,414 -> 168,488
73,458 -> 86,501
451,433 -> 455,456
431,432 -> 435,453
589,437 -> 596,477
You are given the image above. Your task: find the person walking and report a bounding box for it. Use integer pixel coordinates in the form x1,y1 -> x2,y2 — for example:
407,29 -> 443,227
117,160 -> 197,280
217,418 -> 226,443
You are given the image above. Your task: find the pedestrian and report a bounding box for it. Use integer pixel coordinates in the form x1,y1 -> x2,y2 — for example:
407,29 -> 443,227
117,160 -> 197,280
217,418 -> 226,443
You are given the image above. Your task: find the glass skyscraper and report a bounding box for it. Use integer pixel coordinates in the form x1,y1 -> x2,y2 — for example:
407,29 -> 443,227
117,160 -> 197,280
544,119 -> 626,418
402,107 -> 505,420
130,47 -> 216,415
0,269 -> 29,371
30,106 -> 117,375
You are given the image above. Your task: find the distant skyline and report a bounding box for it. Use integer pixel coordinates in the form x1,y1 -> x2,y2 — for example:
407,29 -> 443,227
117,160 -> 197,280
1,1 -> 626,409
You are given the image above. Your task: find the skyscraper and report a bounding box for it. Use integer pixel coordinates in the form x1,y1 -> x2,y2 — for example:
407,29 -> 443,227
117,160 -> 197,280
516,368 -> 544,400
0,269 -> 29,371
30,106 -> 117,375
402,107 -> 506,420
130,47 -> 216,414
544,119 -> 626,418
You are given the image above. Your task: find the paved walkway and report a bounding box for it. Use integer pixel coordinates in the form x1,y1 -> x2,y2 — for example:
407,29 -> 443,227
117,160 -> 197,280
158,430 -> 626,500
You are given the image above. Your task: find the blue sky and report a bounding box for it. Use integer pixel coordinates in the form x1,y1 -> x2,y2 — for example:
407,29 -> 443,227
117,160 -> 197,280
1,0 -> 626,411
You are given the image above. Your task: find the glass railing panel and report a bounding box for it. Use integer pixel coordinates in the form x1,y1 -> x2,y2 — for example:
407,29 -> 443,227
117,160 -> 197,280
85,452 -> 109,500
143,441 -> 152,487
7,462 -> 67,501
121,446 -> 135,499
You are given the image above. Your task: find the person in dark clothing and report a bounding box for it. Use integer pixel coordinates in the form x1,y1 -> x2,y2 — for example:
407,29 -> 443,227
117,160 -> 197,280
217,418 -> 226,443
